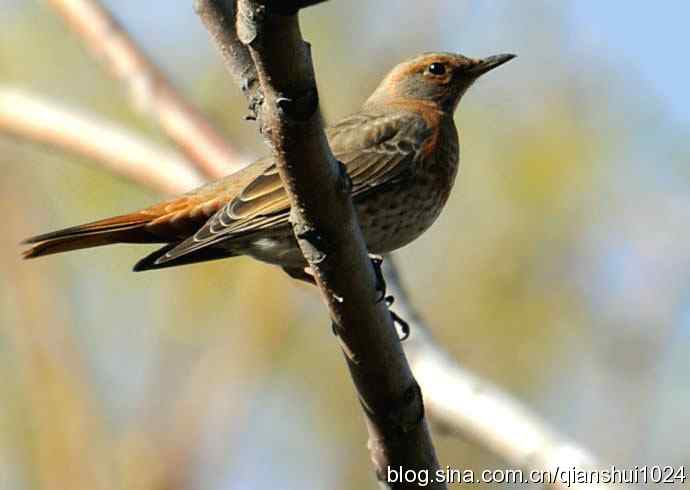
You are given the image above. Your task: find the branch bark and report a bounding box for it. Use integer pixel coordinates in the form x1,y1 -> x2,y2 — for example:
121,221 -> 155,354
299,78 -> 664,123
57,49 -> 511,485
197,0 -> 444,486
0,87 -> 204,194
47,0 -> 244,179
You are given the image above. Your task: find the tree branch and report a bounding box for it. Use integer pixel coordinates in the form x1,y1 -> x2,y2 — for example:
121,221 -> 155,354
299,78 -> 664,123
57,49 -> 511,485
0,88 -> 204,194
47,0 -> 244,178
197,0 -> 444,486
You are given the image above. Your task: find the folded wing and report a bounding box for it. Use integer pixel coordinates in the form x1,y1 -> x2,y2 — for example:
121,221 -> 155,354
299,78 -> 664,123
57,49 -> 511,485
155,111 -> 433,266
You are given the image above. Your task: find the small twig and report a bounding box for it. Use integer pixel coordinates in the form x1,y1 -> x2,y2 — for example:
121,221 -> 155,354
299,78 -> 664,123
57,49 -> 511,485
0,88 -> 204,194
47,0 -> 244,179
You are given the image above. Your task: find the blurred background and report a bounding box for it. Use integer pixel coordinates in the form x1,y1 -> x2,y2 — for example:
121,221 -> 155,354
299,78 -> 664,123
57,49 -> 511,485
2,1 -> 689,489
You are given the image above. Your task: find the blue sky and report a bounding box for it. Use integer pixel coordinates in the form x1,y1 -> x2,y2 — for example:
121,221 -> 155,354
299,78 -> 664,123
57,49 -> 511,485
568,1 -> 690,124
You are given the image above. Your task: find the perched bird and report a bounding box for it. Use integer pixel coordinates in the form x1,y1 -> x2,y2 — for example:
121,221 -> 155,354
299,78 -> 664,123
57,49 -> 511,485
22,52 -> 514,275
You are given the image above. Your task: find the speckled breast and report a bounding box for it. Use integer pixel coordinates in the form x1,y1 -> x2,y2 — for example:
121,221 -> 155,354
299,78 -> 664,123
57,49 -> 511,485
357,119 -> 459,254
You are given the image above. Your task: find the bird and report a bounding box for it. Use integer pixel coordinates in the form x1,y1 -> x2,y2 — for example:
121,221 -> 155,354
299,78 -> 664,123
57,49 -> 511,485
22,52 -> 515,278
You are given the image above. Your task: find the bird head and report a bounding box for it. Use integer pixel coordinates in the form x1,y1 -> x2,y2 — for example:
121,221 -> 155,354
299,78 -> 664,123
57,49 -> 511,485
365,52 -> 516,113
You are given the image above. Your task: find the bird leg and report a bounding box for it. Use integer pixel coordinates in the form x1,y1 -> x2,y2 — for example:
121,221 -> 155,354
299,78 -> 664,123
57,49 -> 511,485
283,258 -> 409,341
369,254 -> 410,340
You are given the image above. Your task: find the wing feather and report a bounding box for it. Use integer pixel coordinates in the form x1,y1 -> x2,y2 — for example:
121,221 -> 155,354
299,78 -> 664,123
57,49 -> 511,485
157,111 -> 433,265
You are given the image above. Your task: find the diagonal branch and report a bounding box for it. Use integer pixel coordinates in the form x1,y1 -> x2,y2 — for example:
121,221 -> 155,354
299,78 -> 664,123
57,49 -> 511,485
47,0 -> 245,179
197,0 -> 445,486
0,87 -> 204,194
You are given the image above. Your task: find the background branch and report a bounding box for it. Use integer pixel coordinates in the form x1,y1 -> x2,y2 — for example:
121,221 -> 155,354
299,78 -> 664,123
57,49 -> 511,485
47,0 -> 244,178
0,87 -> 203,194
384,262 -> 617,490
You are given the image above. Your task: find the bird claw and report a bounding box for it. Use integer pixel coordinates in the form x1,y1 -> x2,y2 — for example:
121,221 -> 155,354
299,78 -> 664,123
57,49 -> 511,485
383,295 -> 409,340
390,309 -> 410,341
370,254 -> 386,302
369,256 -> 408,339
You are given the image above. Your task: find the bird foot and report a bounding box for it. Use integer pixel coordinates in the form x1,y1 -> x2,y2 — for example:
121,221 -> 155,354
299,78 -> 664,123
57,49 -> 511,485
370,255 -> 409,340
369,254 -> 387,303
285,257 -> 409,341
384,295 -> 410,341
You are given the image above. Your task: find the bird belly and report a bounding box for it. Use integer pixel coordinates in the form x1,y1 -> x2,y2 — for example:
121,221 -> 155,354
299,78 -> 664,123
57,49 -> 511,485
358,121 -> 459,254
236,172 -> 455,267
238,229 -> 305,268
356,177 -> 451,254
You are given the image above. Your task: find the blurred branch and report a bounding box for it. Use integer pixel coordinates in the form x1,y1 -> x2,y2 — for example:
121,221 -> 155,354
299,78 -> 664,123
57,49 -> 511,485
2,180 -> 114,490
154,307 -> 292,490
384,262 -> 619,490
0,88 -> 203,194
47,0 -> 245,178
199,0 -> 444,487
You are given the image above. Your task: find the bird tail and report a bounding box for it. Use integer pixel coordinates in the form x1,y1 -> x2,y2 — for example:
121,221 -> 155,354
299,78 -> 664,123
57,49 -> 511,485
22,212 -> 156,259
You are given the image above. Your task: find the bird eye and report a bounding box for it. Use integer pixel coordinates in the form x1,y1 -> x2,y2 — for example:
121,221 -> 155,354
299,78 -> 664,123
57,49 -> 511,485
427,63 -> 446,75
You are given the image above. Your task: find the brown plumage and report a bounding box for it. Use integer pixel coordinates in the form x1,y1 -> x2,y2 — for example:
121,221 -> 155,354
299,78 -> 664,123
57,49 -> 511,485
22,52 -> 515,271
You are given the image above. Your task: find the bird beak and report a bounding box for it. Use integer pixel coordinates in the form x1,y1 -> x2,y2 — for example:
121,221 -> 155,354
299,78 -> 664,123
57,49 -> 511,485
467,53 -> 516,77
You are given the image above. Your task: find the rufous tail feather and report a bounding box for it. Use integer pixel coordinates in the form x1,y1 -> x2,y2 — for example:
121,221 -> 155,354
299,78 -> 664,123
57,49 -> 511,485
22,212 -> 154,259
